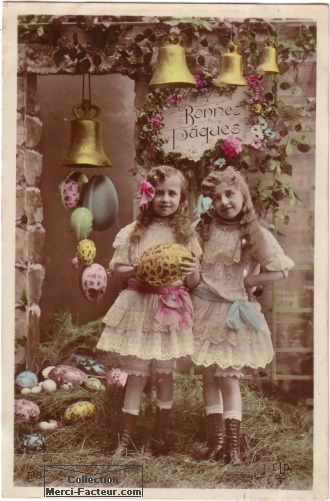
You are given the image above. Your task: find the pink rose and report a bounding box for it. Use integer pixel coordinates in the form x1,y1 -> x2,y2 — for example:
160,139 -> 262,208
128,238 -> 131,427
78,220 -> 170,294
169,27 -> 181,35
221,137 -> 243,157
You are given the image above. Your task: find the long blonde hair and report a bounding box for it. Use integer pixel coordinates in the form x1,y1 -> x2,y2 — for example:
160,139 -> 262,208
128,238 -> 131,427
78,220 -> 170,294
196,169 -> 265,263
130,165 -> 192,245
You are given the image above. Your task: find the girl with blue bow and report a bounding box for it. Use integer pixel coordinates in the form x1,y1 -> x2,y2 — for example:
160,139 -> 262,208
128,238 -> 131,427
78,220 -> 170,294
191,167 -> 294,465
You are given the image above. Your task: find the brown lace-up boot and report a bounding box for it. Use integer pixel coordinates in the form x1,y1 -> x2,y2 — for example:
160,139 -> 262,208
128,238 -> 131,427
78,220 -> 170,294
225,418 -> 244,465
115,412 -> 138,456
150,407 -> 172,456
200,413 -> 225,461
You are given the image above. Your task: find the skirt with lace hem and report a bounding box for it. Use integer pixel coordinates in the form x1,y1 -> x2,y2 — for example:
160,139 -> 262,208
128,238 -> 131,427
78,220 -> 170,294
192,335 -> 274,370
191,294 -> 271,345
97,289 -> 194,360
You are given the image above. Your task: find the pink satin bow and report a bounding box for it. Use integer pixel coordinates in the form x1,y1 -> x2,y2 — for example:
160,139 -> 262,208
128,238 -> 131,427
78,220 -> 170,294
138,181 -> 155,206
127,283 -> 194,329
154,286 -> 194,329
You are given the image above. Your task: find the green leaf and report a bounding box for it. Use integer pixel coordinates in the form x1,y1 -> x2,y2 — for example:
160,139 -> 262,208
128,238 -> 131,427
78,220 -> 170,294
186,56 -> 196,68
36,26 -> 44,36
266,159 -> 281,172
280,81 -> 292,90
264,92 -> 274,102
68,48 -> 78,61
198,55 -> 205,66
285,141 -> 293,155
281,160 -> 292,176
77,58 -> 91,73
284,215 -> 290,225
142,123 -> 153,132
278,61 -> 289,74
77,51 -> 86,61
135,33 -> 145,43
292,85 -> 302,96
92,54 -> 102,66
200,36 -> 208,47
53,48 -> 69,65
297,143 -> 311,153
143,28 -> 154,38
143,51 -> 153,65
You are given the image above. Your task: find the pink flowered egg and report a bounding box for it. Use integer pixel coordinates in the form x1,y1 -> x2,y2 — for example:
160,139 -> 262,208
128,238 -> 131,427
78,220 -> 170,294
71,257 -> 80,269
14,399 -> 40,424
48,365 -> 87,386
80,263 -> 107,303
106,368 -> 128,387
58,179 -> 80,209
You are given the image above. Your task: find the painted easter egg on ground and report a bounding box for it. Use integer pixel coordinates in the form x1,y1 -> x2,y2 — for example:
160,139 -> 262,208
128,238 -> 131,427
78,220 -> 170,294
82,175 -> 118,231
106,368 -> 128,387
15,371 -> 38,389
84,377 -> 106,391
80,263 -> 107,303
71,354 -> 106,376
70,208 -> 93,241
77,239 -> 96,266
15,433 -> 46,453
136,243 -> 193,287
14,399 -> 40,424
48,365 -> 87,386
58,179 -> 80,209
63,401 -> 96,423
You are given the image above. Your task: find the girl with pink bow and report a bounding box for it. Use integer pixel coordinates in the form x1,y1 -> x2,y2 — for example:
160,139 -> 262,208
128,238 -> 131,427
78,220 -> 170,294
97,166 -> 201,456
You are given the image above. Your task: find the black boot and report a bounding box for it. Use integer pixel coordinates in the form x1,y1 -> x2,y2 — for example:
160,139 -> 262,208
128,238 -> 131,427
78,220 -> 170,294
225,418 -> 244,465
115,412 -> 138,456
150,407 -> 172,456
200,413 -> 225,461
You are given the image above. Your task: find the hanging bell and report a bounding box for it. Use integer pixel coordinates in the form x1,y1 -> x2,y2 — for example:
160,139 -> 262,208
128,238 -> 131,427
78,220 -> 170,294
214,43 -> 247,87
257,46 -> 280,74
60,100 -> 113,168
149,43 -> 197,89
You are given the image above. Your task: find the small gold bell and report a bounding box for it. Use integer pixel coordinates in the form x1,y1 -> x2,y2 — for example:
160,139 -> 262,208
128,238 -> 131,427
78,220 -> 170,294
149,43 -> 197,89
60,100 -> 113,168
214,42 -> 247,87
257,46 -> 280,74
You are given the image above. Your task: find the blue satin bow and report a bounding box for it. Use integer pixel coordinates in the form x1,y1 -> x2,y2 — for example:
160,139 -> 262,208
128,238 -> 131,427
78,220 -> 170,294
194,194 -> 213,216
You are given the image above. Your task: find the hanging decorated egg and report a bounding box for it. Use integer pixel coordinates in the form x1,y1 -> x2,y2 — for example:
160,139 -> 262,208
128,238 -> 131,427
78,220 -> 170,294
77,239 -> 96,266
58,178 -> 80,209
82,175 -> 118,231
70,208 -> 93,241
15,371 -> 38,389
106,368 -> 128,387
15,432 -> 46,453
80,263 -> 107,303
48,365 -> 87,386
69,172 -> 89,193
14,399 -> 40,424
63,401 -> 96,423
136,243 -> 193,287
71,256 -> 80,269
84,377 -> 106,391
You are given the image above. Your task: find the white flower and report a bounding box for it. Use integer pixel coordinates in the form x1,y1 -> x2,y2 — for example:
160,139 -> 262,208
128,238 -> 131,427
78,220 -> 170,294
185,146 -> 200,160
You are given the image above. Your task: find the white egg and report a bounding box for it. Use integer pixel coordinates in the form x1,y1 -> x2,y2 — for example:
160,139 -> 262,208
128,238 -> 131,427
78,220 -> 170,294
42,379 -> 57,392
39,422 -> 50,430
38,382 -> 44,387
21,388 -> 32,395
61,384 -> 70,390
31,386 -> 42,394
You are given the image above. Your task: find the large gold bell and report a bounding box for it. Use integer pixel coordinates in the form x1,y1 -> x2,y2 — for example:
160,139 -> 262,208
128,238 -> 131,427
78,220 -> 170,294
60,100 -> 113,168
214,43 -> 247,87
257,46 -> 280,74
149,44 -> 197,89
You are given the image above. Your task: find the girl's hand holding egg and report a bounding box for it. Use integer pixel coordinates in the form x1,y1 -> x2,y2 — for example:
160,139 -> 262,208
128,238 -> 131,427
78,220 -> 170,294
180,253 -> 199,276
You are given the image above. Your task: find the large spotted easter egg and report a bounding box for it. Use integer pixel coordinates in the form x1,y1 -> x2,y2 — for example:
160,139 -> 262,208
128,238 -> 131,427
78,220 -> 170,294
15,371 -> 38,389
80,263 -> 107,303
63,401 -> 96,423
77,239 -> 96,266
136,243 -> 193,287
81,175 -> 118,231
48,365 -> 87,386
14,399 -> 40,424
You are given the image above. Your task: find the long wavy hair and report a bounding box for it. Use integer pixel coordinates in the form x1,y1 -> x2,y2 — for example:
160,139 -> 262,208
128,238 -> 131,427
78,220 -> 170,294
196,169 -> 265,263
130,165 -> 192,245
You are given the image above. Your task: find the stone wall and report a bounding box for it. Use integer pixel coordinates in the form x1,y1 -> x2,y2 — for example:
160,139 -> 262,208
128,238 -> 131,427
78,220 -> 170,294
15,75 -> 45,371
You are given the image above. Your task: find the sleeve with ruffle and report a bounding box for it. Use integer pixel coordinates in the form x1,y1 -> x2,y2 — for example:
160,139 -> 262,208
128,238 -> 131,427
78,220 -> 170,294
108,223 -> 135,271
260,226 -> 294,278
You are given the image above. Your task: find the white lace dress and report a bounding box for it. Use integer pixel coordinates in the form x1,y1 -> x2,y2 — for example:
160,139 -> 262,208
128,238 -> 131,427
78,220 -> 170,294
97,221 -> 202,362
191,220 -> 294,371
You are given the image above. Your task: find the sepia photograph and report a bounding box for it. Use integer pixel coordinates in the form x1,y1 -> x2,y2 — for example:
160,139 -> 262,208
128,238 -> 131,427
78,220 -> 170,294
2,2 -> 328,499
